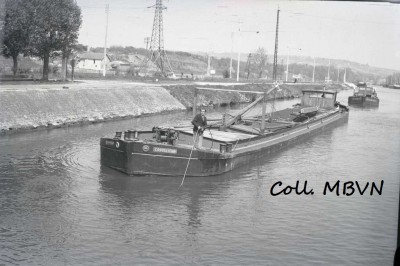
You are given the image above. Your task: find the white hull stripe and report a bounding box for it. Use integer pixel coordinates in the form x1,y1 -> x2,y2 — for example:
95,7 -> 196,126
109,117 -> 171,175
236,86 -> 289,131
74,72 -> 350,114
131,152 -> 200,160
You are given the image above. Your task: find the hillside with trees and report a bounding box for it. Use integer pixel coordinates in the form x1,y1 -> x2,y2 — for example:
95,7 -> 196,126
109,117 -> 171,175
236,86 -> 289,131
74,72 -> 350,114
89,45 -> 395,84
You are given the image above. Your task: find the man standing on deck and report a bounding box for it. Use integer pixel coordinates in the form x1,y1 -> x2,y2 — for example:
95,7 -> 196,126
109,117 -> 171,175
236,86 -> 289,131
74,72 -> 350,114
192,108 -> 207,149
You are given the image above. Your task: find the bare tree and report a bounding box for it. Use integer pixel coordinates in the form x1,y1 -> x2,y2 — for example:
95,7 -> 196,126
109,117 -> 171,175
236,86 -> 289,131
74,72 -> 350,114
252,47 -> 268,79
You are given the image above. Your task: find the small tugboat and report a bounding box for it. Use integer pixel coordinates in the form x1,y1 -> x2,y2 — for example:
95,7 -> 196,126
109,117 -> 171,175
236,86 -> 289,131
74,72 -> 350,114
348,82 -> 379,107
100,86 -> 349,176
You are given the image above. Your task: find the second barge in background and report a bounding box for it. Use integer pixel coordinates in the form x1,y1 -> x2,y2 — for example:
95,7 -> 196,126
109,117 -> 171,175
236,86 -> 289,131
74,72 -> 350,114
348,82 -> 379,107
100,86 -> 349,176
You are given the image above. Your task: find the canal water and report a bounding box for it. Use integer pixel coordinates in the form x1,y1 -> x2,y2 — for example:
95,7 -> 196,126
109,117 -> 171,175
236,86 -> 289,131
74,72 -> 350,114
0,87 -> 399,265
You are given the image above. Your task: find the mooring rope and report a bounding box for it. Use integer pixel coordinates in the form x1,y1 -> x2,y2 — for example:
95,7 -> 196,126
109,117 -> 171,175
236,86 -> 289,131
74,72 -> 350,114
179,129 -> 200,188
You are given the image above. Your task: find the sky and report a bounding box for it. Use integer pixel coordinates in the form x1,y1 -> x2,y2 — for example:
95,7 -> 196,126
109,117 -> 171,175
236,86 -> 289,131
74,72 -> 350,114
75,0 -> 400,71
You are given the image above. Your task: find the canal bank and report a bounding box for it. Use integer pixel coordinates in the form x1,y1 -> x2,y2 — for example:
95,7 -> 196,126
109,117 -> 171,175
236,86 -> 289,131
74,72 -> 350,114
0,80 -> 346,134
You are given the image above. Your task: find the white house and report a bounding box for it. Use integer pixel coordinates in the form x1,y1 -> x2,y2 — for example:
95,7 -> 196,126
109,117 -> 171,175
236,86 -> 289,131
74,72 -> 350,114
77,52 -> 111,71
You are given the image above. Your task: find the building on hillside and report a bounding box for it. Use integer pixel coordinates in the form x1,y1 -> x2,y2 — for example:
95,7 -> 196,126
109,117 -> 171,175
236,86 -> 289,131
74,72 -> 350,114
110,61 -> 131,71
292,74 -> 304,82
128,54 -> 146,66
76,52 -> 111,71
128,54 -> 159,76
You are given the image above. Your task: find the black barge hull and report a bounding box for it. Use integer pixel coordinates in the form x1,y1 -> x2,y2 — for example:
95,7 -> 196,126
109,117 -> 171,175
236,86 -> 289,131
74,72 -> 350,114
101,139 -> 233,176
348,96 -> 379,107
100,110 -> 349,176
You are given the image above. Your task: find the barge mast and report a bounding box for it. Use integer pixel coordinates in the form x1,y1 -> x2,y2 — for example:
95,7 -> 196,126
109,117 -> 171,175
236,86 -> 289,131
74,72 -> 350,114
262,7 -> 280,134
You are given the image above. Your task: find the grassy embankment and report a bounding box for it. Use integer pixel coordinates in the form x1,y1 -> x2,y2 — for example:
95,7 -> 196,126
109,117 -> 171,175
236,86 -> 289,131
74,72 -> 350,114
0,81 -> 346,134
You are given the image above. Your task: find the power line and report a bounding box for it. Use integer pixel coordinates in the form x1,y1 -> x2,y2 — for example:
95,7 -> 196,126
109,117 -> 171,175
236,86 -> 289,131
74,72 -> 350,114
103,4 -> 109,77
281,9 -> 400,26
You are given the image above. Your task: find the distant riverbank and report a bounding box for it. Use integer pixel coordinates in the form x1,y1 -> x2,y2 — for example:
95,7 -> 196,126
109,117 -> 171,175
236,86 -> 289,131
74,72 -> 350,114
0,80 -> 347,134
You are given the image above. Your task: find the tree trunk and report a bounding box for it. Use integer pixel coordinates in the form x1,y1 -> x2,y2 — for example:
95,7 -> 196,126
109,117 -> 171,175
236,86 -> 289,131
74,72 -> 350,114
65,54 -> 69,80
65,55 -> 69,80
12,55 -> 18,77
42,53 -> 49,81
61,52 -> 67,81
71,58 -> 76,81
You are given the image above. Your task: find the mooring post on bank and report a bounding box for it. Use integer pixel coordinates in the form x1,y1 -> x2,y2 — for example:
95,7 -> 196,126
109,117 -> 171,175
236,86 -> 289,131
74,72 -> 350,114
193,88 -> 198,117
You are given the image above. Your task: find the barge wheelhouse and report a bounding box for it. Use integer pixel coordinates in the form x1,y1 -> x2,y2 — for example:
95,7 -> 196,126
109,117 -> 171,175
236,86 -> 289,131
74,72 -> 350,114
348,82 -> 379,107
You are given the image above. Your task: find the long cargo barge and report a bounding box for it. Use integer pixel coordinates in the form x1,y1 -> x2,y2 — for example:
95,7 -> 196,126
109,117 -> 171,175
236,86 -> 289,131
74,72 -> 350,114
100,88 -> 349,176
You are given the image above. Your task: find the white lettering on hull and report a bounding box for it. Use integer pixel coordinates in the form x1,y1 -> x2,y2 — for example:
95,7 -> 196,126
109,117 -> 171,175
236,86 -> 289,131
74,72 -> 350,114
153,147 -> 178,154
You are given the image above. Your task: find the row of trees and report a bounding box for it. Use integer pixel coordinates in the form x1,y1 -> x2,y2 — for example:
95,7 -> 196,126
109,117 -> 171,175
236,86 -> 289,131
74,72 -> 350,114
385,72 -> 400,85
244,47 -> 268,79
2,0 -> 82,80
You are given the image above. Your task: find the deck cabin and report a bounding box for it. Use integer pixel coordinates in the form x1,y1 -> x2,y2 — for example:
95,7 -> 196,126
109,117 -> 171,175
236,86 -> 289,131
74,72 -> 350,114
300,90 -> 337,110
353,82 -> 377,98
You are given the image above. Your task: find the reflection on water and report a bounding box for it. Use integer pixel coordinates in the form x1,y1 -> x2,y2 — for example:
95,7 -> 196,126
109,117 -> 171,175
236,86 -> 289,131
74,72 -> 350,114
0,88 -> 399,265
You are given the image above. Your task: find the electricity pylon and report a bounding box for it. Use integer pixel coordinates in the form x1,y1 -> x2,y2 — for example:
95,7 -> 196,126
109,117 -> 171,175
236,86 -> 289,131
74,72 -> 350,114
141,0 -> 174,77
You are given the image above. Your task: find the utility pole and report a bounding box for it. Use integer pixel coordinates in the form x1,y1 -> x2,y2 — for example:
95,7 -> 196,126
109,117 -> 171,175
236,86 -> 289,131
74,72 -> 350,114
229,32 -> 234,79
285,47 -> 301,82
236,20 -> 242,82
235,22 -> 259,82
312,57 -> 315,83
285,53 -> 289,82
337,65 -> 340,83
272,8 -> 280,82
245,53 -> 252,79
327,60 -> 330,81
103,4 -> 109,77
207,53 -> 211,76
141,0 -> 174,77
144,37 -> 150,50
